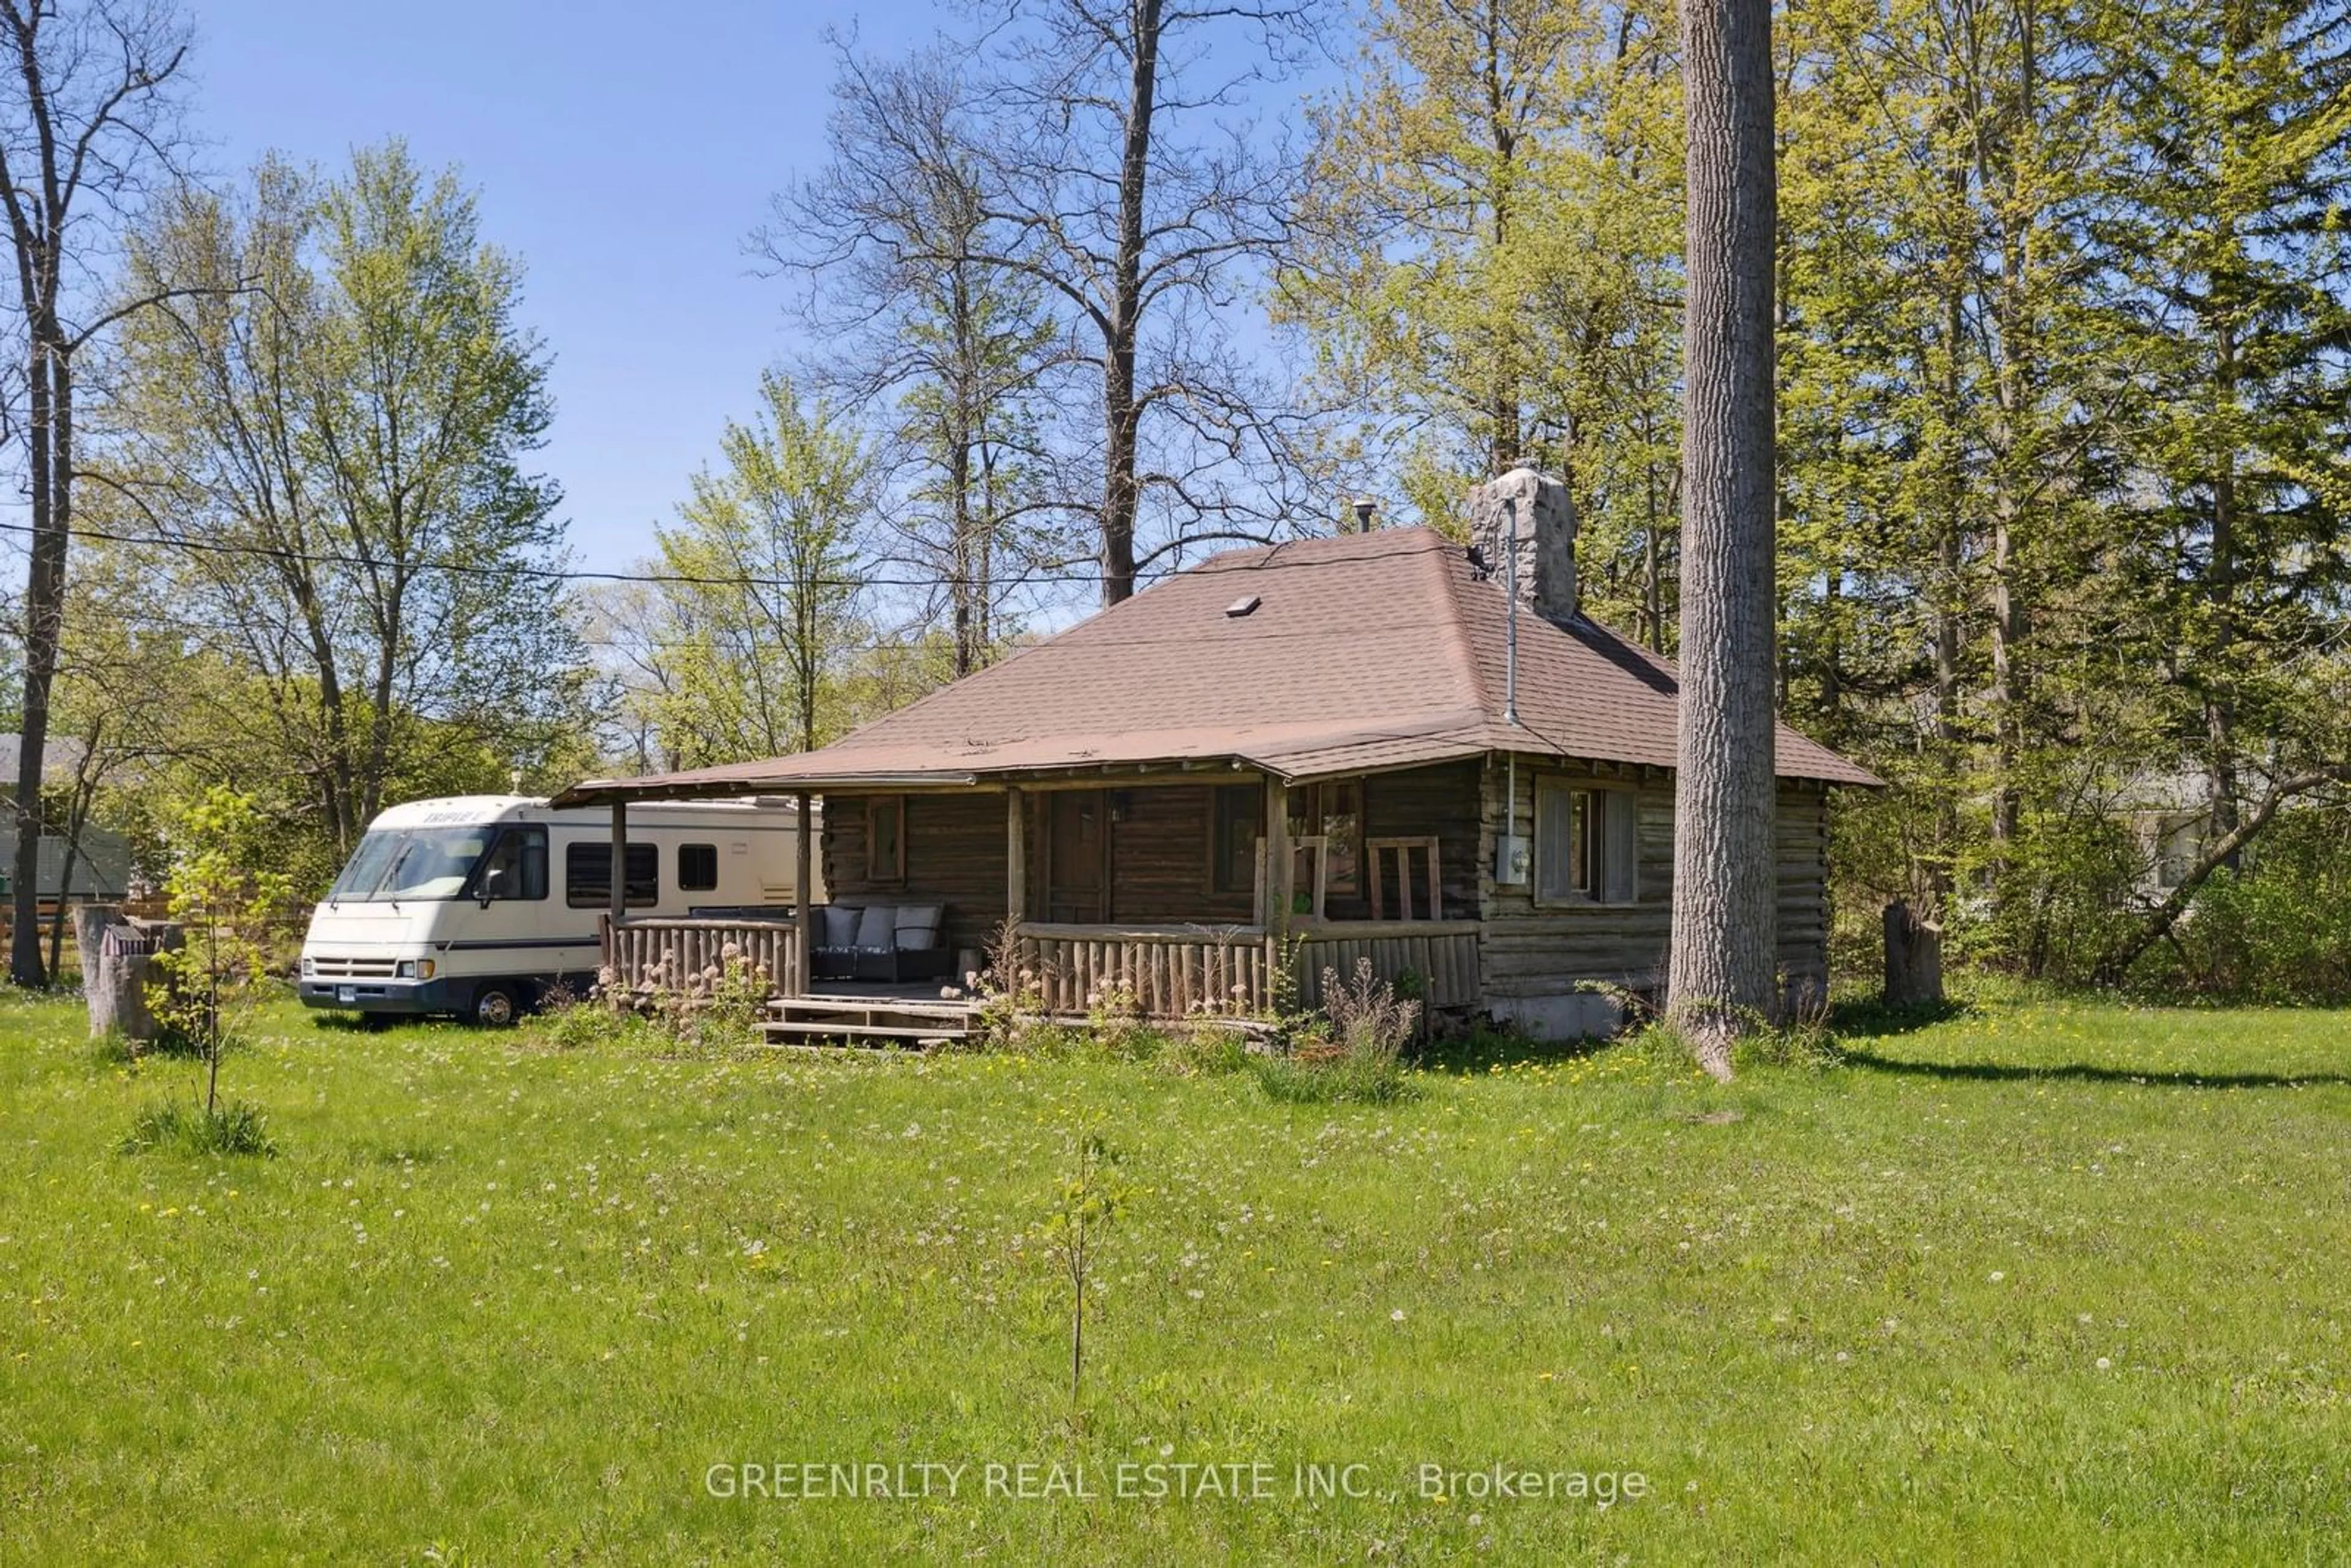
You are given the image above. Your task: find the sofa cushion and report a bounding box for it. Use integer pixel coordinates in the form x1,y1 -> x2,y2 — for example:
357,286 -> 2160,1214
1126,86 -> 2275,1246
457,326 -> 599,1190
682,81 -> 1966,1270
852,905 -> 896,951
894,903 -> 944,951
820,905 -> 860,948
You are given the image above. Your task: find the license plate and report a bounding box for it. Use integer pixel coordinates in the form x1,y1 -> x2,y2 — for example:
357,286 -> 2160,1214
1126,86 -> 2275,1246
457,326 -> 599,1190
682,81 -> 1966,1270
337,986 -> 356,1004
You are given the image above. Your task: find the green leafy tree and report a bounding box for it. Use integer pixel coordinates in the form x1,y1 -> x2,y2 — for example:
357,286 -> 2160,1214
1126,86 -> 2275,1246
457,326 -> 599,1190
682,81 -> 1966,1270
2,0 -> 197,988
764,46 -> 1070,677
645,372 -> 871,764
2077,0 -> 2351,974
1282,0 -> 1685,631
108,144 -> 586,885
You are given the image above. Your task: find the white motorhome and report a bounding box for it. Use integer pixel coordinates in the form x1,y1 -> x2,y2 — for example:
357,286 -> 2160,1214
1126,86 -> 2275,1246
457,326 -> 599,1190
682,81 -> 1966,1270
298,795 -> 816,1025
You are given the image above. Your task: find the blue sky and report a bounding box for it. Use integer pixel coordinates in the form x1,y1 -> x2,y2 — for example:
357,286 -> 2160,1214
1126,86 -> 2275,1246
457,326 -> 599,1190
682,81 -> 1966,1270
187,0 -> 939,572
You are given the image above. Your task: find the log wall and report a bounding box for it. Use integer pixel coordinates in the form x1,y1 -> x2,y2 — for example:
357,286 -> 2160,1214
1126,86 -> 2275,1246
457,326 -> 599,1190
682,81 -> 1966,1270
821,790 -> 1010,957
1475,756 -> 1834,1002
1105,785 -> 1255,924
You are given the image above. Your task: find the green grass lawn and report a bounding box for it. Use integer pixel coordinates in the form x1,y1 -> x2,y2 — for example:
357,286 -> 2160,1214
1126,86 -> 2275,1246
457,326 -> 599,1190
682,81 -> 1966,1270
2,988 -> 2349,1564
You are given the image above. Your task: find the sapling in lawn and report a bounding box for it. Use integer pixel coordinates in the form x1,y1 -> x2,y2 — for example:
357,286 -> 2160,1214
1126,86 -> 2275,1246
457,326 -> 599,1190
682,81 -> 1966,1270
1042,1127 -> 1133,1409
137,787 -> 291,1155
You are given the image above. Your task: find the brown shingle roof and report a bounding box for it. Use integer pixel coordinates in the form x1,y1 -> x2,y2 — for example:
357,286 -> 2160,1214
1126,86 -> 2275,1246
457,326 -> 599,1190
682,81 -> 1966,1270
555,527 -> 1880,804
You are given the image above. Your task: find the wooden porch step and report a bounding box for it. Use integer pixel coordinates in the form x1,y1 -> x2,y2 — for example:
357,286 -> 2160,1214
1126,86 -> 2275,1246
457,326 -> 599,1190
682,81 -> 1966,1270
759,1021 -> 963,1048
760,992 -> 980,1050
772,997 -> 976,1021
776,992 -> 969,1020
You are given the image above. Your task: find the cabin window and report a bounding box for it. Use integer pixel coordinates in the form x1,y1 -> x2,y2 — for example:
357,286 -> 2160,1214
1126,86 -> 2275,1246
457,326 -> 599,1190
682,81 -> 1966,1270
1286,779 -> 1362,897
677,842 -> 719,892
474,827 -> 547,901
1534,779 -> 1639,905
866,797 -> 906,883
565,842 -> 659,909
1210,782 -> 1261,895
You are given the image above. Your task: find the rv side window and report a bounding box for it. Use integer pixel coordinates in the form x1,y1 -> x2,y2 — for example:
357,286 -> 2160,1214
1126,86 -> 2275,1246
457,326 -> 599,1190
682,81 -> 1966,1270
566,842 -> 659,909
476,827 -> 548,901
678,842 -> 718,892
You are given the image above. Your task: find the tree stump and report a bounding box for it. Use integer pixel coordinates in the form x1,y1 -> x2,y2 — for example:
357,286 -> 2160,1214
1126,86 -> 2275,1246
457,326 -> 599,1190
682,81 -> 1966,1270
88,918 -> 184,1043
72,902 -> 124,989
1883,901 -> 1944,1008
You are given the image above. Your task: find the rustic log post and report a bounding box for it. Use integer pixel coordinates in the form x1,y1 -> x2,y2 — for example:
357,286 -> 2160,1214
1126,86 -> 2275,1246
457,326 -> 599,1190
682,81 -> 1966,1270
1005,786 -> 1027,928
1265,777 -> 1292,937
607,799 -> 628,926
1883,900 -> 1944,1008
1265,776 -> 1293,1005
793,790 -> 813,997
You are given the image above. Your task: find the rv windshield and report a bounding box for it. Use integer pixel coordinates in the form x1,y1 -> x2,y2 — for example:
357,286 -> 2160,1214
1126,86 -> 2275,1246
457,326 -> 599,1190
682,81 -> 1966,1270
328,827 -> 495,902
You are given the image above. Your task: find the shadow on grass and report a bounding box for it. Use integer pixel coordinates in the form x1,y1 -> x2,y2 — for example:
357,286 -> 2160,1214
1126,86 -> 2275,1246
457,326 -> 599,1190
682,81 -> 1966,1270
1412,1032 -> 1610,1077
1415,997 -> 1976,1077
1825,996 -> 1976,1038
1842,1049 -> 2351,1090
307,1012 -> 406,1034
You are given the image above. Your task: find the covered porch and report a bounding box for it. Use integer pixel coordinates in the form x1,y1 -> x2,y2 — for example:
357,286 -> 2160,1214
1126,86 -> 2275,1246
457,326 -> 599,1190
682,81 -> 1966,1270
584,763 -> 1485,1022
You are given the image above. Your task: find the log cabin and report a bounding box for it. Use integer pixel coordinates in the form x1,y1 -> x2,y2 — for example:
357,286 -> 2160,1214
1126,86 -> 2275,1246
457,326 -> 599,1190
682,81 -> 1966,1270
557,470 -> 1879,1039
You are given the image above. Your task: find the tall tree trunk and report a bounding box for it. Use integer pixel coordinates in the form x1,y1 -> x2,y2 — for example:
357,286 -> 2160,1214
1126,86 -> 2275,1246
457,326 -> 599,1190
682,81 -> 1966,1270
1643,454 -> 1665,653
1928,149 -> 1970,915
0,0 -> 189,988
1099,0 -> 1162,607
10,336 -> 59,988
1481,0 -> 1521,472
1984,0 -> 2039,874
2203,315 -> 2241,868
45,716 -> 101,982
1668,0 -> 1779,1076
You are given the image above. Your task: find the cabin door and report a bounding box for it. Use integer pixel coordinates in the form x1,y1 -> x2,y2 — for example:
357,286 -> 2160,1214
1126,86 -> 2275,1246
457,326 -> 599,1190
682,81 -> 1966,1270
1044,790 -> 1108,923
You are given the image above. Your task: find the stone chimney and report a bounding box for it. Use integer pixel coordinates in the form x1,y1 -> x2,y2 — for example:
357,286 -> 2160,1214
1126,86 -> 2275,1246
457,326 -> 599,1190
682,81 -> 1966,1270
1467,467 -> 1577,626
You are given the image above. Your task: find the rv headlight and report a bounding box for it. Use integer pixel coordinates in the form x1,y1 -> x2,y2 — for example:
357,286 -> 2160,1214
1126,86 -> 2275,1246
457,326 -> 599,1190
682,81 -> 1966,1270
301,956 -> 315,978
396,960 -> 416,979
418,959 -> 435,980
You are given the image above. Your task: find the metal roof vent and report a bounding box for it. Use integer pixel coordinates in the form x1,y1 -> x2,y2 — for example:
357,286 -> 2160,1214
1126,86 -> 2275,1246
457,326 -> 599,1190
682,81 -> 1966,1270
1224,595 -> 1261,618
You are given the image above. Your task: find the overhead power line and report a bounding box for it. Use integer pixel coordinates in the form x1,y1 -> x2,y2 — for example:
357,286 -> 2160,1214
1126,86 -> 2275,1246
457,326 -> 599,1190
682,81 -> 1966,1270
0,517 -> 1434,595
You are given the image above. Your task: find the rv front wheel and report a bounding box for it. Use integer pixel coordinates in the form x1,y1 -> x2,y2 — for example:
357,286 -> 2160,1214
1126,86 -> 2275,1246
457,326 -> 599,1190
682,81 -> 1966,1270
471,983 -> 523,1028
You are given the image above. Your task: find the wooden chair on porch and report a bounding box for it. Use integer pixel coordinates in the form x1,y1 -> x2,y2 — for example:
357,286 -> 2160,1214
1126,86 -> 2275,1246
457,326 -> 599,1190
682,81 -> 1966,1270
1367,837 -> 1442,922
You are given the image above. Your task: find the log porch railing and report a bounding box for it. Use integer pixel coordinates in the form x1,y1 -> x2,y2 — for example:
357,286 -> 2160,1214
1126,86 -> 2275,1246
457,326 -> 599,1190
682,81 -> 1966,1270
1015,924 -> 1273,1015
599,913 -> 1480,1021
1016,919 -> 1482,1017
601,913 -> 802,997
1294,921 -> 1482,1011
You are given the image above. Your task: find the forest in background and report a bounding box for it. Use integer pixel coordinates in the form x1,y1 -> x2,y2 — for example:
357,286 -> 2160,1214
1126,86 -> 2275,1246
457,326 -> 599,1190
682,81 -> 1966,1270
3,0 -> 2349,999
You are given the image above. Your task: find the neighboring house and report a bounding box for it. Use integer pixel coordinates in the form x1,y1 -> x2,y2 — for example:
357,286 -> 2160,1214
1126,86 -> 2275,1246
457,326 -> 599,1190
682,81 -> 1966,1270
0,735 -> 133,901
2116,769 -> 2218,899
557,470 -> 1880,1038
